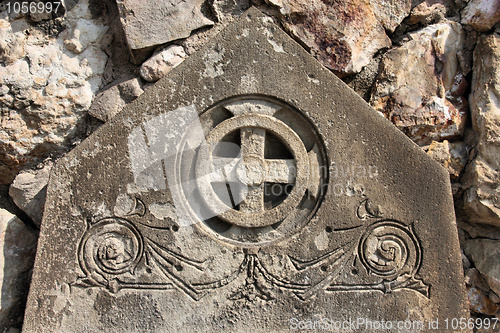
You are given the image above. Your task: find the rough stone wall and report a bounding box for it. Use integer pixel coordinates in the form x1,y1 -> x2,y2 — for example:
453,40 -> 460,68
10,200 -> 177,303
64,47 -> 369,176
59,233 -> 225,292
0,0 -> 499,330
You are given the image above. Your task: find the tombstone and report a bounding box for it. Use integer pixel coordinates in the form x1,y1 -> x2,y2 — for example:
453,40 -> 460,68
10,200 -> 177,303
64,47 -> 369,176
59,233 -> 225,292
24,8 -> 469,332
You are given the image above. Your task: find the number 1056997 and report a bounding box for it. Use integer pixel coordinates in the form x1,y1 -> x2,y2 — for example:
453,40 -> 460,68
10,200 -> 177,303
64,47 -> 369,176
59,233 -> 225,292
6,2 -> 61,14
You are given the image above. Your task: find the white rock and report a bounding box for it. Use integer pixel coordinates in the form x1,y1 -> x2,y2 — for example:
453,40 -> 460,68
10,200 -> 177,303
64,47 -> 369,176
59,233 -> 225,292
463,33 -> 500,226
0,209 -> 37,327
370,22 -> 468,145
461,0 -> 500,32
0,0 -> 109,184
140,45 -> 187,82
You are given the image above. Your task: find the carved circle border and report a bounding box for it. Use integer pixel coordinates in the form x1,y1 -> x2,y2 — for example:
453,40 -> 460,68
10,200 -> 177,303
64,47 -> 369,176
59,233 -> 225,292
176,94 -> 329,248
358,219 -> 422,279
78,217 -> 144,277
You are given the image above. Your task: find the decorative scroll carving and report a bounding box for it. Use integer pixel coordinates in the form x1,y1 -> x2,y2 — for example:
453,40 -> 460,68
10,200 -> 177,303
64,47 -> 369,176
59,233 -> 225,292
73,215 -> 429,301
78,218 -> 144,277
358,220 -> 421,279
357,197 -> 383,220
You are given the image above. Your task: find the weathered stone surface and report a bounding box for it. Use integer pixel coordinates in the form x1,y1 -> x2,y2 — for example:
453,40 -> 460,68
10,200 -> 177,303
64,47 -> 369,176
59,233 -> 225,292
408,1 -> 447,25
211,0 -> 252,22
463,33 -> 500,226
0,0 -> 109,184
140,45 -> 187,82
464,238 -> 500,298
266,0 -> 393,75
467,287 -> 499,315
0,209 -> 37,330
370,22 -> 468,145
426,140 -> 468,179
461,0 -> 500,32
370,0 -> 412,32
115,0 -> 214,51
9,161 -> 52,227
408,0 -> 459,25
24,8 -> 468,332
88,78 -> 144,122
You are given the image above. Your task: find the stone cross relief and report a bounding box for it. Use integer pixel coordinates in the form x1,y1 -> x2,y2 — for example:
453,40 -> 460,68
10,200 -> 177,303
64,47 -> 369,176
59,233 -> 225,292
72,98 -> 429,302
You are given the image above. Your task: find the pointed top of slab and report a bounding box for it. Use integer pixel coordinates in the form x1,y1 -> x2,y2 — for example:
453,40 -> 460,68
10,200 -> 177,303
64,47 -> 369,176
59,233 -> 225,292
24,7 -> 468,332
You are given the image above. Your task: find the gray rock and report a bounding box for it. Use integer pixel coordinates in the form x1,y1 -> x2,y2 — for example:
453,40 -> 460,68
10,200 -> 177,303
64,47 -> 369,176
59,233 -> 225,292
211,0 -> 252,22
116,0 -> 214,51
9,162 -> 52,227
140,45 -> 186,82
463,33 -> 500,226
464,238 -> 500,298
24,8 -> 469,332
88,78 -> 144,122
0,209 -> 37,330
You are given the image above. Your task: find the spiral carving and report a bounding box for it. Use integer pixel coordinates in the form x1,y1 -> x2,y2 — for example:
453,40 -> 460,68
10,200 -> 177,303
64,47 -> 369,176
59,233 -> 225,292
78,218 -> 144,277
359,220 -> 421,279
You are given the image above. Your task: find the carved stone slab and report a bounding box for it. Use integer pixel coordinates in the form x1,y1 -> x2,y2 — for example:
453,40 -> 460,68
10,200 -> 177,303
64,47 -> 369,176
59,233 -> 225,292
24,8 -> 469,333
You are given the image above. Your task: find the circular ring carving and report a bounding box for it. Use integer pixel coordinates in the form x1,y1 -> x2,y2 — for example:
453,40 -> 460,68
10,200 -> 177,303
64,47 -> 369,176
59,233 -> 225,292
175,96 -> 328,247
78,218 -> 144,276
359,220 -> 421,279
196,114 -> 309,228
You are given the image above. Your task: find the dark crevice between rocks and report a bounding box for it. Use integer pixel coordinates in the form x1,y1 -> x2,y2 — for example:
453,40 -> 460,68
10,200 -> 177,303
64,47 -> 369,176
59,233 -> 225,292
0,185 -> 38,232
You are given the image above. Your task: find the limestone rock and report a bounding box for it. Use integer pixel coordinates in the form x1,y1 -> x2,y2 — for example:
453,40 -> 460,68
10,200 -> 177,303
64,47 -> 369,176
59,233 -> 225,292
211,0 -> 252,22
408,1 -> 447,25
466,268 -> 492,293
464,238 -> 500,298
116,0 -> 214,51
266,0 -> 394,75
64,17 -> 109,54
370,0 -> 412,32
140,45 -> 187,82
426,140 -> 468,179
463,33 -> 500,226
89,78 -> 144,122
0,209 -> 37,329
9,161 -> 52,227
0,0 -> 109,184
370,22 -> 468,145
467,287 -> 500,315
461,0 -> 500,32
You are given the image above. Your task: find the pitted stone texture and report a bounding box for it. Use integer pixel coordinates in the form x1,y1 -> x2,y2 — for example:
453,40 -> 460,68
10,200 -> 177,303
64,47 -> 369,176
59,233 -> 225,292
24,8 -> 469,332
116,0 -> 214,51
140,45 -> 187,82
463,33 -> 500,226
370,21 -> 468,145
266,0 -> 410,75
461,0 -> 500,32
0,0 -> 108,184
0,209 -> 37,329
